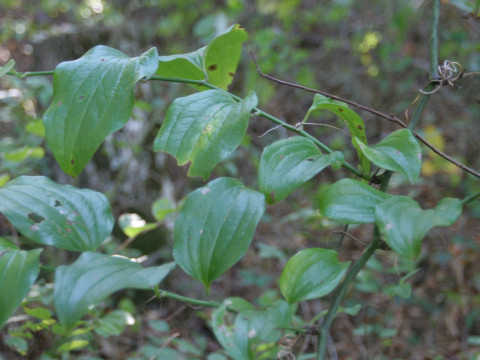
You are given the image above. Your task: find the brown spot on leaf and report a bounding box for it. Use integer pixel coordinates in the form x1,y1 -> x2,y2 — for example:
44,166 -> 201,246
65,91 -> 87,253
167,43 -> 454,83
208,64 -> 218,71
338,108 -> 344,112
228,72 -> 234,77
78,95 -> 84,100
70,159 -> 75,165
357,125 -> 363,131
306,158 -> 314,161
269,191 -> 275,203
100,58 -> 106,62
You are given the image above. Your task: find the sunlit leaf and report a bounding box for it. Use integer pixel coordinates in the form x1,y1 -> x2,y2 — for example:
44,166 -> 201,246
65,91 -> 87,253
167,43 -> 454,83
259,137 -> 344,204
0,249 -> 42,328
318,178 -> 390,223
173,177 -> 265,292
375,196 -> 462,258
54,252 -> 175,328
0,176 -> 114,252
157,48 -> 206,81
353,129 -> 421,183
118,213 -> 156,238
303,94 -> 370,175
279,248 -> 350,304
43,46 -> 159,177
154,90 -> 257,180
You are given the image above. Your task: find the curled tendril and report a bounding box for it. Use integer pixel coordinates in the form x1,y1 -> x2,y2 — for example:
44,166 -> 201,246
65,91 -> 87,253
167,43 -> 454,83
419,60 -> 464,94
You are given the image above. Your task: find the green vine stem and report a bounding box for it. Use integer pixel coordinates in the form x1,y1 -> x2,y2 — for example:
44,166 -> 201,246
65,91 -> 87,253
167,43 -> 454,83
316,1 -> 440,358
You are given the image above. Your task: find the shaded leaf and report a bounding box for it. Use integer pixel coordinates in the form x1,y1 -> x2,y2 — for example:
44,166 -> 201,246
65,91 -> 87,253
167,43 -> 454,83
54,252 -> 175,328
173,177 -> 265,292
303,94 -> 370,175
0,59 -> 15,78
43,46 -> 159,177
259,137 -> 344,204
0,249 -> 42,328
157,48 -> 206,81
318,178 -> 390,223
375,196 -> 462,258
0,176 -> 114,252
154,90 -> 257,180
279,248 -> 350,304
353,129 -> 421,183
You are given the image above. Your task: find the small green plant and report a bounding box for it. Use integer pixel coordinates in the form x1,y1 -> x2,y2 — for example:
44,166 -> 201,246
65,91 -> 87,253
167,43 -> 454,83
1,2 -> 480,359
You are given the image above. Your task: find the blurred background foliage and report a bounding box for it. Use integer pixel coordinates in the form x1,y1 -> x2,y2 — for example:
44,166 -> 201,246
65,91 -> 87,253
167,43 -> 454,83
1,0 -> 480,359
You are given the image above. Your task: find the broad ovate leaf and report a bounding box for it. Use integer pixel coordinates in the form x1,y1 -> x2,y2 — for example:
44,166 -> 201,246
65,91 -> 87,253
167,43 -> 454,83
156,24 -> 247,90
0,249 -> 42,328
173,177 -> 265,292
43,45 -> 159,177
204,24 -> 248,90
154,90 -> 257,180
303,94 -> 370,175
54,252 -> 175,328
279,248 -> 350,304
353,129 -> 421,183
375,196 -> 462,258
258,137 -> 344,204
0,176 -> 114,252
318,178 -> 390,224
211,299 -> 292,360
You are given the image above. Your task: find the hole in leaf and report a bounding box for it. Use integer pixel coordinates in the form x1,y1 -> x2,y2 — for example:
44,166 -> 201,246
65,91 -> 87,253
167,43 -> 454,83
54,200 -> 62,207
306,158 -> 314,161
208,64 -> 218,71
28,213 -> 45,224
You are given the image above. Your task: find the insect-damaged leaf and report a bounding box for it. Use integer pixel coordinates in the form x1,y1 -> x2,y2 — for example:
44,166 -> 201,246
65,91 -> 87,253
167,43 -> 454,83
154,90 -> 257,180
172,178 -> 265,293
54,252 -> 175,328
43,46 -> 159,177
0,176 -> 114,252
258,137 -> 344,204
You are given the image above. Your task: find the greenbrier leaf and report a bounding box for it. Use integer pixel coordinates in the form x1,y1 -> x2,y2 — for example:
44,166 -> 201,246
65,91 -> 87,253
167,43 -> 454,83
318,178 -> 391,224
211,299 -> 292,360
156,24 -> 247,90
0,249 -> 42,328
375,196 -> 462,258
0,176 -> 114,252
173,177 -> 265,293
353,129 -> 422,183
258,137 -> 344,204
157,48 -> 206,81
204,24 -> 248,90
0,59 -> 15,78
279,248 -> 350,304
154,90 -> 257,180
54,252 -> 175,328
43,45 -> 159,177
303,94 -> 370,175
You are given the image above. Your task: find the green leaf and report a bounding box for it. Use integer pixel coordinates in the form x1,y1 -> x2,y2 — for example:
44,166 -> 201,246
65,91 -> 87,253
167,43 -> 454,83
0,59 -> 15,78
57,339 -> 89,353
54,252 -> 175,328
151,198 -> 176,222
258,137 -> 344,204
43,45 -> 159,177
4,146 -> 45,162
0,249 -> 42,328
375,196 -> 462,258
318,178 -> 391,224
154,90 -> 257,180
94,310 -> 134,337
303,94 -> 370,175
23,307 -> 51,321
279,248 -> 350,304
0,176 -> 114,252
156,24 -> 247,90
118,213 -> 156,238
211,299 -> 292,360
204,24 -> 248,90
173,177 -> 265,292
157,48 -> 206,81
353,129 -> 421,183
